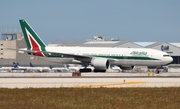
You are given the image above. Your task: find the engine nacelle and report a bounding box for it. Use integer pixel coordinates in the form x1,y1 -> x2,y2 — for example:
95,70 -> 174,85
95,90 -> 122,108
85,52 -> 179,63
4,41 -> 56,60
91,58 -> 109,70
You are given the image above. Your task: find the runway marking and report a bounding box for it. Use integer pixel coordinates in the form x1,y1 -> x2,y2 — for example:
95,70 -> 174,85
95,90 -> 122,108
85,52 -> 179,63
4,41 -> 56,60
73,81 -> 146,88
30,74 -> 37,77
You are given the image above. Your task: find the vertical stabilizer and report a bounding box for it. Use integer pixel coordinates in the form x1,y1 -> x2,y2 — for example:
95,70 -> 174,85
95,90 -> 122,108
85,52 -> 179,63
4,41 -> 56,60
19,19 -> 46,56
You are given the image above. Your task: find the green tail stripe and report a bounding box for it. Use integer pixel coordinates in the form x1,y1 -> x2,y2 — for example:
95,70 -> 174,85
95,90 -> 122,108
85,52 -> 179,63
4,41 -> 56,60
19,19 -> 46,50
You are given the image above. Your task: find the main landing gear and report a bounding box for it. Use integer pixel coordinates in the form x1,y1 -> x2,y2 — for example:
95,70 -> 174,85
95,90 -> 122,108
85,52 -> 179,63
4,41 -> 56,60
79,68 -> 92,72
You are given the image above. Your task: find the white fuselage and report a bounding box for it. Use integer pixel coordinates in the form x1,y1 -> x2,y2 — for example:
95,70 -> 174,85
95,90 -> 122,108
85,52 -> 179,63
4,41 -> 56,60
45,46 -> 173,66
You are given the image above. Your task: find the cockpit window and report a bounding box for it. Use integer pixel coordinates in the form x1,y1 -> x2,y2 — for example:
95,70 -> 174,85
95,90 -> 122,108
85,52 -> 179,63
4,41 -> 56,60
163,55 -> 170,57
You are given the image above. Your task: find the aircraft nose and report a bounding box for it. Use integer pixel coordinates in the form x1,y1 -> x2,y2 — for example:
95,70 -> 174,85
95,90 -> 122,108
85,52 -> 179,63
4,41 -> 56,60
169,56 -> 173,63
166,56 -> 173,63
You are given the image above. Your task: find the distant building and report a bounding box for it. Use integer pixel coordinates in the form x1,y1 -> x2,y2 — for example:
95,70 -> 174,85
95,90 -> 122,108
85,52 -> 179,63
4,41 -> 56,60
48,36 -> 143,48
0,32 -> 64,67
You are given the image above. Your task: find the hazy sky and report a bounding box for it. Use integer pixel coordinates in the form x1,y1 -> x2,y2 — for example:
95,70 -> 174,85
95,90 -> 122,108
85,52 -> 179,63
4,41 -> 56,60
0,0 -> 180,44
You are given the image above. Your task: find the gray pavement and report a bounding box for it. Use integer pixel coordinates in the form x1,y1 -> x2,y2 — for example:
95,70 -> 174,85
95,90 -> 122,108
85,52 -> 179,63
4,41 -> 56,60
0,72 -> 180,77
0,72 -> 180,88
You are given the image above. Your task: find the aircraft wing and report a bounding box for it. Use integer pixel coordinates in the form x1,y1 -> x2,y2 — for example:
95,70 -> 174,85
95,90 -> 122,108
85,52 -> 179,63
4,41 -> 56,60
46,51 -> 93,62
17,49 -> 93,63
15,48 -> 116,64
42,50 -> 116,64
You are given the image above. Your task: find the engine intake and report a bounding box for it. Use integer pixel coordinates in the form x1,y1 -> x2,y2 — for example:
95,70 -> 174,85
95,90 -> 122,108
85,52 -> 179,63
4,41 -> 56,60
91,58 -> 109,70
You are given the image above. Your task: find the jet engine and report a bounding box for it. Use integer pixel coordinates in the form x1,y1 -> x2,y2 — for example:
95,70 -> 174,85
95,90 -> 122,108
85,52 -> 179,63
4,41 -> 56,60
91,58 -> 109,71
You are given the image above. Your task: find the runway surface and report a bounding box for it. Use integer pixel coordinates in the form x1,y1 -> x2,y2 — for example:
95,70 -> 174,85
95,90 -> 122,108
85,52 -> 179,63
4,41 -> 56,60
0,78 -> 180,88
1,72 -> 180,77
0,72 -> 180,88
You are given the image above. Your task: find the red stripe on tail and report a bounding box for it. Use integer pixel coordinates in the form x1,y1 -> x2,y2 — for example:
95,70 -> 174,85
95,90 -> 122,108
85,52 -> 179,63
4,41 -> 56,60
29,35 -> 44,57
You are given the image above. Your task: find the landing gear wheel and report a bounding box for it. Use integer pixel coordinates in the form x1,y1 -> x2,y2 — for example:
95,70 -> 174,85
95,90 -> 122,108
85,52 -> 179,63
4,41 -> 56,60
79,68 -> 92,72
155,69 -> 160,74
94,69 -> 106,72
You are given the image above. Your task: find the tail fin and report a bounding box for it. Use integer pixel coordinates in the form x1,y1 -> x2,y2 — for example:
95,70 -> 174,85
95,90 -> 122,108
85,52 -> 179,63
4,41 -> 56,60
65,64 -> 70,69
30,62 -> 35,67
17,63 -> 20,66
49,65 -> 53,69
19,19 -> 46,56
13,62 -> 18,68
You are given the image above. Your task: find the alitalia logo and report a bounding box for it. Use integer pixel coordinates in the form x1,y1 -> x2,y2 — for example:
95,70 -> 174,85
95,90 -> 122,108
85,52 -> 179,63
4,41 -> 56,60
130,51 -> 147,56
25,28 -> 44,57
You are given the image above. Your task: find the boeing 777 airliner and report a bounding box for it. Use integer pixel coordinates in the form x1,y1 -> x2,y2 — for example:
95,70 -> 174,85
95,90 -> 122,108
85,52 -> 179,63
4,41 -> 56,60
18,19 -> 173,72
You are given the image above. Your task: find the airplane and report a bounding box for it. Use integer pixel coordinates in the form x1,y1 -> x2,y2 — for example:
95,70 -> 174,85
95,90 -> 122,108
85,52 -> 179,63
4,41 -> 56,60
0,66 -> 13,72
49,65 -> 69,72
0,62 -> 27,72
29,62 -> 51,72
12,62 -> 51,72
65,64 -> 94,72
0,62 -> 26,71
109,64 -> 122,72
11,62 -> 28,72
18,19 -> 173,72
